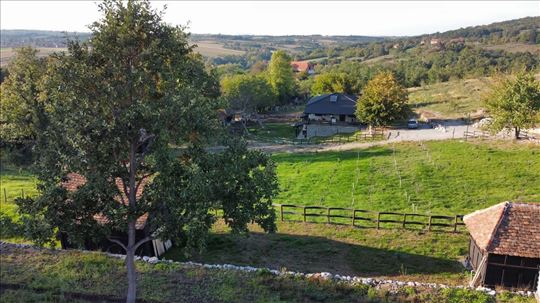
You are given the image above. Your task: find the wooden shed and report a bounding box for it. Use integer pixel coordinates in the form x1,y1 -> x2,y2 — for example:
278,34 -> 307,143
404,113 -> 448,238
60,173 -> 172,257
464,202 -> 540,291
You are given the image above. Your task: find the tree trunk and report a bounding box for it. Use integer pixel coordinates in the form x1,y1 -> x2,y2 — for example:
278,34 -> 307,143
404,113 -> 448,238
126,141 -> 138,303
126,222 -> 137,303
514,127 -> 521,140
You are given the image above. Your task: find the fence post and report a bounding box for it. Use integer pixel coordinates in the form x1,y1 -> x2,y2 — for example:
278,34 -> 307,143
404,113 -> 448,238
280,204 -> 284,222
402,214 -> 407,228
303,206 -> 306,222
428,216 -> 432,231
3,188 -> 6,203
327,207 -> 330,224
352,209 -> 356,226
454,215 -> 459,233
21,189 -> 24,198
376,212 -> 381,229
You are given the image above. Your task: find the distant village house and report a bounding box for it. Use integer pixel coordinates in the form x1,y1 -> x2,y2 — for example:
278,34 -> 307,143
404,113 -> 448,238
291,60 -> 315,74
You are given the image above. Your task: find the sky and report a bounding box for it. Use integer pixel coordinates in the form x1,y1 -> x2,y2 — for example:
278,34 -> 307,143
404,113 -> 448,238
1,1 -> 539,36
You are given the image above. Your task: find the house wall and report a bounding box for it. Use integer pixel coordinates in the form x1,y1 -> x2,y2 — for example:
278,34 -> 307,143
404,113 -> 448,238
307,114 -> 356,123
468,237 -> 484,270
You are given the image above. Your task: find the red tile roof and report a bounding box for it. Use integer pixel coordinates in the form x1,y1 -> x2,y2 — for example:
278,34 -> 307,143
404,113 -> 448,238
464,201 -> 540,258
291,61 -> 312,72
63,173 -> 149,230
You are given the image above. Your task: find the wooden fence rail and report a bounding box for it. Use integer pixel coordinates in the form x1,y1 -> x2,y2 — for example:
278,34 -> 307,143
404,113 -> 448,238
294,130 -> 385,145
464,130 -> 490,141
275,203 -> 465,233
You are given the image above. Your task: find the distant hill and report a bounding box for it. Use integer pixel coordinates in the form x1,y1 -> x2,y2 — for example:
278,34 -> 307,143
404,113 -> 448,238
0,29 -> 91,48
427,16 -> 540,44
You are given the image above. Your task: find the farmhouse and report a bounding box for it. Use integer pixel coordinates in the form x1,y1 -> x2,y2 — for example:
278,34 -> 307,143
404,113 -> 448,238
60,173 -> 172,257
291,60 -> 315,74
464,201 -> 540,291
303,93 -> 358,124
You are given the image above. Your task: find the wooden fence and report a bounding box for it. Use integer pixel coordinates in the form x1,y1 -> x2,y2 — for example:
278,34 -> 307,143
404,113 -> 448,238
294,130 -> 386,145
464,130 -> 490,140
275,204 -> 465,232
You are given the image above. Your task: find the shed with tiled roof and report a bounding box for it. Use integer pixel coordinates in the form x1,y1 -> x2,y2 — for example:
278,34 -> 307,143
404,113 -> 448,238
59,173 -> 172,257
464,201 -> 540,291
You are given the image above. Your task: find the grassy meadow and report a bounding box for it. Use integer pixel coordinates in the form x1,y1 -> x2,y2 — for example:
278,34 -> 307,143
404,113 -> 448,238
191,41 -> 245,58
1,140 -> 539,288
1,245 -> 533,303
275,140 -> 540,215
408,73 -> 540,119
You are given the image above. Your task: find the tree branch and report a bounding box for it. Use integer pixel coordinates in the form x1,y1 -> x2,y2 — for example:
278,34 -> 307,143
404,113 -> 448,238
133,235 -> 153,251
135,172 -> 155,195
108,237 -> 127,252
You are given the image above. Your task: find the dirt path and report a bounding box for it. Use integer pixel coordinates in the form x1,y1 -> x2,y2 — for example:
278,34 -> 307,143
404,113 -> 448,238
249,124 -> 475,153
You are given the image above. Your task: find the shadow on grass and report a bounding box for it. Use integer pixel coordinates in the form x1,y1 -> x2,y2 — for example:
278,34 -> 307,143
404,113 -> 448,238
164,231 -> 464,279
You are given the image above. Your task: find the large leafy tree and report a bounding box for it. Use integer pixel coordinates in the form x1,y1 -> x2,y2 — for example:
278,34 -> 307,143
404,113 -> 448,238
221,74 -> 277,114
356,71 -> 409,128
485,72 -> 540,139
311,71 -> 359,95
0,47 -> 47,162
267,50 -> 295,103
15,1 -> 277,302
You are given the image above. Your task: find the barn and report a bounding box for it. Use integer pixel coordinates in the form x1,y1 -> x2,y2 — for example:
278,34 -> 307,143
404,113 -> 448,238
59,173 -> 172,257
464,201 -> 540,291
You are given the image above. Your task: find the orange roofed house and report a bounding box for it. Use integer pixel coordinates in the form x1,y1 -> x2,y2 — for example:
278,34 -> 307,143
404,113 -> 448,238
464,201 -> 540,291
291,60 -> 315,74
60,173 -> 172,257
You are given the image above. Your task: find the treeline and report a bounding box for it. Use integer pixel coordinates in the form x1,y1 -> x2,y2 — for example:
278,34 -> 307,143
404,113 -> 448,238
432,16 -> 540,44
1,30 -> 91,48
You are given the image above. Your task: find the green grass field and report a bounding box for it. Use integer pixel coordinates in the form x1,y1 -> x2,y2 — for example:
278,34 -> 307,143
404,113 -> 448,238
2,140 -> 539,288
1,245 -> 533,303
247,123 -> 296,143
274,140 -> 540,214
165,220 -> 470,285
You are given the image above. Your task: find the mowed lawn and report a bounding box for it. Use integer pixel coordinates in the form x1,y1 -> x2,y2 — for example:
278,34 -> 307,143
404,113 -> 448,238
274,140 -> 540,215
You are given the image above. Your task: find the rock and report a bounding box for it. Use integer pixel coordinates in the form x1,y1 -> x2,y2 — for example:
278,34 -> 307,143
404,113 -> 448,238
148,257 -> 158,264
320,272 -> 333,280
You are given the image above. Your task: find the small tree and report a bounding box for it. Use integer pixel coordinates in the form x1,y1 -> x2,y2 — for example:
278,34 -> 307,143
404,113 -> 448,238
267,50 -> 295,104
15,2 -> 277,303
356,71 -> 409,129
485,72 -> 540,139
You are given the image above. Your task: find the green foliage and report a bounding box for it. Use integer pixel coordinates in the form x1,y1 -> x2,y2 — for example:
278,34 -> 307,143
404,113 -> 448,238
485,72 -> 540,138
267,50 -> 296,103
311,71 -> 359,95
436,288 -> 494,303
221,73 -> 277,112
0,212 -> 21,238
11,1 -> 278,301
356,71 -> 409,127
0,47 -> 47,149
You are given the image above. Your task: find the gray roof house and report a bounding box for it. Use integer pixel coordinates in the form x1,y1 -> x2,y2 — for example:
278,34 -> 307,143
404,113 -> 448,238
304,93 -> 358,123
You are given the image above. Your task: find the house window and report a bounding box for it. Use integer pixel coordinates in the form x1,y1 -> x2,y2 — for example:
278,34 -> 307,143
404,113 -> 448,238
330,95 -> 338,102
